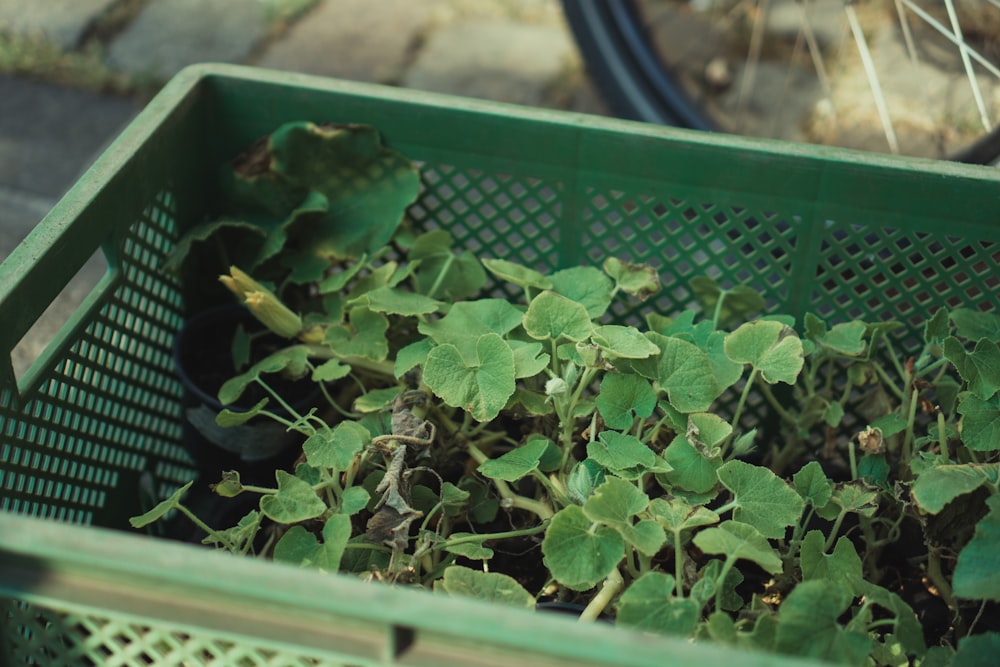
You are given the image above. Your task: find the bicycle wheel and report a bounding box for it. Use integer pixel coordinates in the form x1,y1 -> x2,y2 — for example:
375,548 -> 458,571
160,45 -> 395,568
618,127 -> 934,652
564,0 -> 1000,163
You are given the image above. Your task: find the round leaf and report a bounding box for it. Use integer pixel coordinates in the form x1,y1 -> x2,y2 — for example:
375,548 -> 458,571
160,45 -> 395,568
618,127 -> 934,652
259,470 -> 326,523
595,374 -> 657,430
477,437 -> 550,482
725,320 -> 804,385
550,265 -> 613,318
634,333 -> 720,413
542,505 -> 625,590
523,291 -> 594,342
588,430 -> 657,479
423,334 -> 516,422
616,572 -> 700,635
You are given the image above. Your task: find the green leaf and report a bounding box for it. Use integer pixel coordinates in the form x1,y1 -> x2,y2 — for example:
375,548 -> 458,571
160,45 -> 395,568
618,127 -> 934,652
958,392 -> 1000,451
508,340 -> 550,379
951,308 -> 1000,341
303,421 -> 370,471
418,299 -> 523,360
774,580 -> 872,665
129,481 -> 193,528
911,464 -> 999,514
395,339 -> 432,378
634,332 -> 720,413
686,412 -> 732,454
324,307 -> 390,361
725,320 -> 804,385
692,520 -> 782,574
359,286 -> 442,316
691,277 -> 765,328
481,258 -> 552,291
542,505 -> 625,590
806,317 -> 868,356
603,257 -> 659,300
648,497 -> 719,533
595,374 -> 657,430
945,337 -> 1000,400
267,122 -> 420,260
566,458 -> 606,504
717,459 -> 804,538
423,333 -> 516,422
477,437 -> 550,482
273,513 -> 351,571
816,481 -> 880,520
353,387 -> 402,413
799,530 -> 864,592
340,486 -> 370,516
218,345 -> 312,404
584,477 -> 666,556
591,325 -> 660,359
953,632 -> 1000,667
793,461 -> 834,508
953,495 -> 1000,601
616,572 -> 700,636
661,435 -> 721,494
312,358 -> 351,382
523,291 -> 594,342
438,566 -> 535,608
587,431 -> 658,480
925,308 -> 952,345
259,470 -> 326,523
216,398 -> 269,427
411,238 -> 487,301
443,539 -> 494,560
550,266 -> 614,318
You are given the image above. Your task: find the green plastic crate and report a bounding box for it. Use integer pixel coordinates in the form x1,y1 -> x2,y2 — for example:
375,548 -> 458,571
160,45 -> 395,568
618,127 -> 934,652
2,63 -> 1000,666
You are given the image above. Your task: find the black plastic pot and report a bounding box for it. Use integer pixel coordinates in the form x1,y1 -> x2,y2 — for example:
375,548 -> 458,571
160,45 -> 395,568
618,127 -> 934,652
173,304 -> 320,479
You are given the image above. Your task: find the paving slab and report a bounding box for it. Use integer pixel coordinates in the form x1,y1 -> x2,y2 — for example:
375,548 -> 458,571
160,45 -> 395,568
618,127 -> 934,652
0,0 -> 120,50
107,0 -> 271,80
402,19 -> 576,107
258,0 -> 436,83
0,75 -> 139,201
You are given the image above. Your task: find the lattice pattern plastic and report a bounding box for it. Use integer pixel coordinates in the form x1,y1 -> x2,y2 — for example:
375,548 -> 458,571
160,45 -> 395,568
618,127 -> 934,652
2,64 -> 1000,667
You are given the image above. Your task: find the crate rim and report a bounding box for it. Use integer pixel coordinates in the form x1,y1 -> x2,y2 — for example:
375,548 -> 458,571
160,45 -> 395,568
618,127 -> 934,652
0,512 -> 826,667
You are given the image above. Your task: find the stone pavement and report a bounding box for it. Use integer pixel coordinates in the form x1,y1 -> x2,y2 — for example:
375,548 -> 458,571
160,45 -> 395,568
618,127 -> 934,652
0,0 -> 599,379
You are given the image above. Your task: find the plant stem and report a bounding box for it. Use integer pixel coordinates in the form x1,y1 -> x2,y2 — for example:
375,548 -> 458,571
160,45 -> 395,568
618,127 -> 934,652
466,445 -> 554,520
902,387 -> 920,470
730,369 -> 759,433
824,510 -> 848,553
176,504 -> 231,549
240,484 -> 278,495
848,438 -> 858,480
673,530 -> 685,598
926,548 -> 959,622
579,566 -> 624,622
438,521 -> 549,549
869,361 -> 905,401
425,253 -> 454,300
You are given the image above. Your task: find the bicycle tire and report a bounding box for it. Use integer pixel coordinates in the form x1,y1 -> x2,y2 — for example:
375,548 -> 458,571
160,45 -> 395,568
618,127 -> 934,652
562,0 -> 714,131
563,0 -> 1000,164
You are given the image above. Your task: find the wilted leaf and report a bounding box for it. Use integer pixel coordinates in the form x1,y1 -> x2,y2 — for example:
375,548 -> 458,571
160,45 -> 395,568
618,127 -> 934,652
603,257 -> 659,300
129,481 -> 193,528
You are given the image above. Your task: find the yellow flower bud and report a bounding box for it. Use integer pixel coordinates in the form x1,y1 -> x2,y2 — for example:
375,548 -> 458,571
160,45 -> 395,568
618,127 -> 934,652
219,267 -> 303,339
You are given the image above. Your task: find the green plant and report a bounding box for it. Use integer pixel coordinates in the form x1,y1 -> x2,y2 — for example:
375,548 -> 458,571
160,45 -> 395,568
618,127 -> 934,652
134,122 -> 1000,666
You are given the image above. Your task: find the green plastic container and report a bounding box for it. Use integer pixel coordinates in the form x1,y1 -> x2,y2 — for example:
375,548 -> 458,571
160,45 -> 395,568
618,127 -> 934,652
2,64 -> 1000,666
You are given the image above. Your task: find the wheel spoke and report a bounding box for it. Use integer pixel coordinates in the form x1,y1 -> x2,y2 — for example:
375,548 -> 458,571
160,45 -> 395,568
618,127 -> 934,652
845,2 -> 899,153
